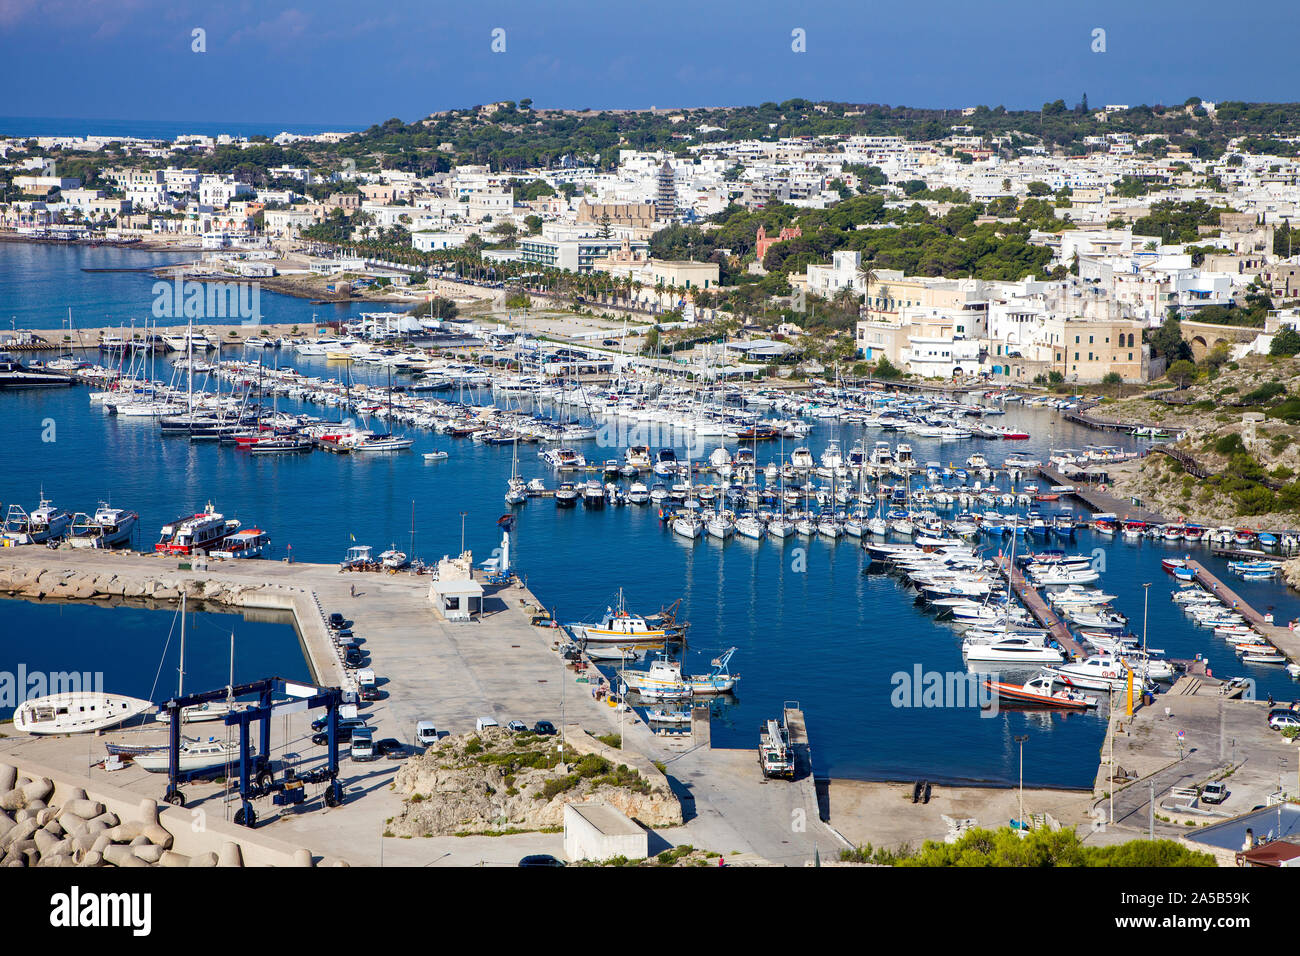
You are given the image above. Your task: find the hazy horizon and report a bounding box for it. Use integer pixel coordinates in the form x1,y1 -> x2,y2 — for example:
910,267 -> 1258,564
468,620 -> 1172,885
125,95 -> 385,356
3,0 -> 1298,129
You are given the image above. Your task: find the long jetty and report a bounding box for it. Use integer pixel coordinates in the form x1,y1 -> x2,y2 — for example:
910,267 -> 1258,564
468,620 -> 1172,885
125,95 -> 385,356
1037,464 -> 1166,524
1186,559 -> 1300,665
994,555 -> 1085,659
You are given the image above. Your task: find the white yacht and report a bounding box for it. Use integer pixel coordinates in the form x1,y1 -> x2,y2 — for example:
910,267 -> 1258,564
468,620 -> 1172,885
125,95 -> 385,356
14,692 -> 153,735
133,737 -> 247,773
962,635 -> 1066,664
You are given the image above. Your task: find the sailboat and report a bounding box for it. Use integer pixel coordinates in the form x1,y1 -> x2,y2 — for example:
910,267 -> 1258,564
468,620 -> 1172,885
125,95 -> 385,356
156,596 -> 238,725
505,432 -> 527,504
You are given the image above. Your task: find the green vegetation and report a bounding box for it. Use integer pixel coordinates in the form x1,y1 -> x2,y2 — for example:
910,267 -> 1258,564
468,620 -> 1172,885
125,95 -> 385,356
842,827 -> 1215,867
1271,328 -> 1300,357
537,754 -> 650,801
1132,200 -> 1225,244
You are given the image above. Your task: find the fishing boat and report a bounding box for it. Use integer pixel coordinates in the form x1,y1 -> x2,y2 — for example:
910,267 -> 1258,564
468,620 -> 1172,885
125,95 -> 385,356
983,673 -> 1098,710
378,548 -> 410,570
154,503 -> 240,556
132,736 -> 247,774
66,503 -> 139,549
13,692 -> 153,735
1241,648 -> 1287,665
566,591 -> 672,644
422,450 -> 449,461
2,495 -> 73,545
341,544 -> 373,568
647,708 -> 692,725
208,528 -> 269,559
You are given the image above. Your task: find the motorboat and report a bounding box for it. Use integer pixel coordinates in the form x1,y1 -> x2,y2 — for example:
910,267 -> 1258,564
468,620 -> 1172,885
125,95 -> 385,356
962,635 -> 1066,664
983,673 -> 1098,710
555,482 -> 580,507
13,692 -> 153,735
582,479 -> 607,508
0,351 -> 75,389
378,548 -> 411,570
1046,657 -> 1146,691
208,528 -> 269,559
132,736 -> 247,773
154,503 -> 240,556
341,544 -> 373,568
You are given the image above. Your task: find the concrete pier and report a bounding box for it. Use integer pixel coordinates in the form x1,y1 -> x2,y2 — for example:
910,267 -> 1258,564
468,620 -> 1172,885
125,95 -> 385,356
0,546 -> 842,865
1187,559 -> 1300,665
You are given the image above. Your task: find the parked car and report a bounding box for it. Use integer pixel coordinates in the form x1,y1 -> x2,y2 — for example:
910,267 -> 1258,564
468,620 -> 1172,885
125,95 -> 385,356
311,715 -> 368,734
518,854 -> 565,867
532,720 -> 557,736
1268,712 -> 1300,731
328,612 -> 346,628
375,738 -> 407,758
1200,781 -> 1228,805
476,716 -> 500,732
506,720 -> 528,733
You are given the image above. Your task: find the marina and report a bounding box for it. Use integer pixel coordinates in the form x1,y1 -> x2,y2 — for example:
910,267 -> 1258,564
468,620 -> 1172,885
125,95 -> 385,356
6,311 -> 1300,796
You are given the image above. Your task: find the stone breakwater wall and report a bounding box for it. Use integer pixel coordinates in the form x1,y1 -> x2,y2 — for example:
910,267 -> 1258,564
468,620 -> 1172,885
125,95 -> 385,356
0,758 -> 347,867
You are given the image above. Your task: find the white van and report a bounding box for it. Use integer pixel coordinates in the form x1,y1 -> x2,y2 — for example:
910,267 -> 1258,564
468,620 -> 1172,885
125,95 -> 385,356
415,720 -> 438,746
475,716 -> 500,733
350,727 -> 375,762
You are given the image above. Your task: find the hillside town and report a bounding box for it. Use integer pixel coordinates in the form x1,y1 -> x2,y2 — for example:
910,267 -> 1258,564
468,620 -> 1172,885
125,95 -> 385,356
4,98 -> 1300,388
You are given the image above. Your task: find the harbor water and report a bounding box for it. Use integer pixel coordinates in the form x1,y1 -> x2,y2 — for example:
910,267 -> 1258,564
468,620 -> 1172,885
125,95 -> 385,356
3,243 -> 1300,787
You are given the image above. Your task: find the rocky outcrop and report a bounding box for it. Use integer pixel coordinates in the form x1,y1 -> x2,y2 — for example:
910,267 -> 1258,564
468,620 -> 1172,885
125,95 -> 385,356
389,728 -> 682,837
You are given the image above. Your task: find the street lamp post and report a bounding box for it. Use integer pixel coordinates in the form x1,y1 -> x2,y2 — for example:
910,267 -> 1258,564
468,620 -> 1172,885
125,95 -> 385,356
1014,734 -> 1029,827
459,511 -> 467,555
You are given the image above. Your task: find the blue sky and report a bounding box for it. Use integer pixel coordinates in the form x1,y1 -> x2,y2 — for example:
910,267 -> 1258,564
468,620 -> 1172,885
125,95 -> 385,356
2,0 -> 1297,129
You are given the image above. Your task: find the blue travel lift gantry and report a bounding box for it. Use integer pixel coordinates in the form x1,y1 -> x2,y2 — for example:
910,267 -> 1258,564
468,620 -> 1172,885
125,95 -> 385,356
158,676 -> 345,828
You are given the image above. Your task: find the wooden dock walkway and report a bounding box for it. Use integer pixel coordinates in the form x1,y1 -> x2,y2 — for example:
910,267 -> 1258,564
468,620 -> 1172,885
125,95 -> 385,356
1186,560 -> 1300,665
995,556 -> 1086,659
1037,464 -> 1166,524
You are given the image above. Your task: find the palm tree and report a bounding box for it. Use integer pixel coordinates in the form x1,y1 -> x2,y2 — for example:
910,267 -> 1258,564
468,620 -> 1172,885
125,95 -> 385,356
856,260 -> 878,315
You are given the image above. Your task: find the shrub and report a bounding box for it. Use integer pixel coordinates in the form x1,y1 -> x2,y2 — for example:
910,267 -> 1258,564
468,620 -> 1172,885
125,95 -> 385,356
1270,327 -> 1300,356
1214,433 -> 1245,456
1242,381 -> 1286,404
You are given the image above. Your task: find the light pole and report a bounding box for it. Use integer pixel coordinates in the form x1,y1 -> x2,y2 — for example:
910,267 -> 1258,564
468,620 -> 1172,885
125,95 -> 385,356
459,510 -> 467,555
1014,734 -> 1029,827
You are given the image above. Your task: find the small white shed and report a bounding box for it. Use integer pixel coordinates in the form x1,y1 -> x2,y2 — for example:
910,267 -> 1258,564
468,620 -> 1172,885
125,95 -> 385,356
563,801 -> 647,863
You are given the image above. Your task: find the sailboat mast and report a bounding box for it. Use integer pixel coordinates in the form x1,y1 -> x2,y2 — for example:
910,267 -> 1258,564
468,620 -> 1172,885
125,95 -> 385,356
178,592 -> 186,697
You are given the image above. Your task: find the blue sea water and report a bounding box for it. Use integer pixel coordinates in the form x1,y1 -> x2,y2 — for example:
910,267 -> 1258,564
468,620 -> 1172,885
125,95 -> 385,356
0,599 -> 312,723
0,242 -> 371,332
3,244 -> 1300,787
